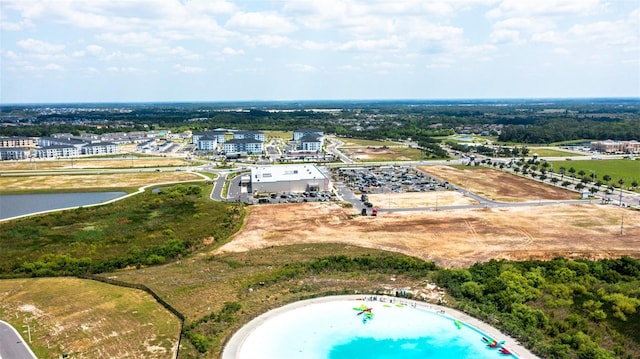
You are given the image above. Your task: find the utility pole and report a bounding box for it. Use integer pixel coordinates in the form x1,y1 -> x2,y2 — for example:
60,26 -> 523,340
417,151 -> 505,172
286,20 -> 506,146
23,324 -> 31,343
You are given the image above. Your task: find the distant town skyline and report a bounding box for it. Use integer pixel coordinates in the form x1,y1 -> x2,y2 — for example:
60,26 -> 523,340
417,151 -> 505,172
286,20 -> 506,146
1,0 -> 639,104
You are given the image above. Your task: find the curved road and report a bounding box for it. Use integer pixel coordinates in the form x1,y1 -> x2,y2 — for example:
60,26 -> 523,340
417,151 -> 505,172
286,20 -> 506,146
0,320 -> 37,359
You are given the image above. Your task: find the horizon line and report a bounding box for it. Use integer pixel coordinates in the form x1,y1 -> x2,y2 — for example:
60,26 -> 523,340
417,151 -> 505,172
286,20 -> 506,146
2,96 -> 640,107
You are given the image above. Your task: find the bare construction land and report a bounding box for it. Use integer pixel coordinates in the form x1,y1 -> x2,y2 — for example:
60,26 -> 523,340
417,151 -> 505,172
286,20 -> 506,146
218,166 -> 638,267
0,157 -> 190,171
0,172 -> 202,191
367,191 -> 478,209
216,202 -> 639,268
419,165 -> 578,202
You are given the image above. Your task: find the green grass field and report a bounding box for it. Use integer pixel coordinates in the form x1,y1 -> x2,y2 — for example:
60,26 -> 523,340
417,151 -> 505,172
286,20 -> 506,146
547,159 -> 640,188
529,147 -> 584,157
359,147 -> 427,162
264,130 -> 293,139
338,137 -> 399,147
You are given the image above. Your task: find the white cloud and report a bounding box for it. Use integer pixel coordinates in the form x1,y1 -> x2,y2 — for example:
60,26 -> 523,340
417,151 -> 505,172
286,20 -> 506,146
222,47 -> 245,56
174,64 -> 205,73
553,47 -> 570,55
104,51 -> 145,62
244,35 -> 293,48
531,31 -> 563,44
106,66 -> 141,73
43,63 -> 64,71
86,45 -> 106,57
17,38 -> 65,53
337,36 -> 405,52
185,0 -> 237,14
97,32 -> 164,47
489,29 -> 524,45
487,0 -> 606,18
286,63 -> 317,72
226,11 -> 297,34
162,46 -> 202,60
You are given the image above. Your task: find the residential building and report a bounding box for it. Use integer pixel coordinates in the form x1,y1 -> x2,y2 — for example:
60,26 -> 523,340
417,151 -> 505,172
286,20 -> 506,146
293,129 -> 324,152
38,137 -> 86,150
35,145 -> 80,158
193,130 -> 227,145
0,137 -> 36,148
81,142 -> 119,155
223,138 -> 263,154
293,129 -> 323,141
197,136 -> 218,151
0,147 -> 30,160
234,130 -> 265,142
299,134 -> 323,152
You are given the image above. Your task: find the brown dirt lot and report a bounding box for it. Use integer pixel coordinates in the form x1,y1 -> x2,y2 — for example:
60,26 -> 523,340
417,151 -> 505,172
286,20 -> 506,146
418,165 -> 577,202
367,191 -> 477,208
216,202 -> 640,268
0,172 -> 202,191
0,157 -> 189,171
343,147 -> 413,161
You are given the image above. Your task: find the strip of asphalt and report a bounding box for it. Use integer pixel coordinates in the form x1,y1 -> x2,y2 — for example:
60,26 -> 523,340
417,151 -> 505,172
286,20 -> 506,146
0,320 -> 37,359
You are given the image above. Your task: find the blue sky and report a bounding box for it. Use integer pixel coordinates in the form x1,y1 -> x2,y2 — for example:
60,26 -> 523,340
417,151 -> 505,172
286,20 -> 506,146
1,0 -> 639,103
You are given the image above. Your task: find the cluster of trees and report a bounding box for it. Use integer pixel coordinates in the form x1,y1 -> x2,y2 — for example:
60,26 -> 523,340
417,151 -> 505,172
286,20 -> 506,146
14,239 -> 190,277
244,254 -> 437,289
183,301 -> 242,353
436,257 -> 640,358
448,142 -> 531,158
498,118 -> 640,144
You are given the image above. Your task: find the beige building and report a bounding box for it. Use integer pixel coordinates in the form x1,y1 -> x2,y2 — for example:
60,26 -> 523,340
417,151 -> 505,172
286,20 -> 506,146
591,140 -> 640,153
0,137 -> 36,148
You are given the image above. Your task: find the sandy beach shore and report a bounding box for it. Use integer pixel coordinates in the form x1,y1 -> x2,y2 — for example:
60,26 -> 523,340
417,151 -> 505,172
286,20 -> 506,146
222,295 -> 540,359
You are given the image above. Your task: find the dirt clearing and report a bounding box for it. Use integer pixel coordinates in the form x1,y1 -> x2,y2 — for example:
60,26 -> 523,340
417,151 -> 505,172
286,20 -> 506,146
0,157 -> 189,171
367,191 -> 478,208
419,166 -> 577,202
0,172 -> 202,191
216,202 -> 640,268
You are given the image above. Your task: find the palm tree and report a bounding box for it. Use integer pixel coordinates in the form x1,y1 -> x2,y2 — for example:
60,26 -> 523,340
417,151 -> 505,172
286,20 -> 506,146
595,180 -> 603,190
603,174 -> 611,183
578,170 -> 586,177
568,167 -> 576,177
632,180 -> 639,189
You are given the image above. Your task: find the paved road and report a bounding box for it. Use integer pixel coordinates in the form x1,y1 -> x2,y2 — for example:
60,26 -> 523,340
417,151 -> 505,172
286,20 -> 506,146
210,170 -> 227,201
0,320 -> 36,359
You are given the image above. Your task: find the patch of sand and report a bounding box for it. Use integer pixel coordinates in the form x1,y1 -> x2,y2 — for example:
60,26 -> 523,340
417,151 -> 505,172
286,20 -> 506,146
216,202 -> 640,268
367,191 -> 477,208
418,166 -> 576,202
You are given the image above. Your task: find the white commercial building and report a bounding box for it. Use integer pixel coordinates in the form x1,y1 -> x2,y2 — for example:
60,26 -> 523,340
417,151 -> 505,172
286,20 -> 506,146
250,164 -> 330,194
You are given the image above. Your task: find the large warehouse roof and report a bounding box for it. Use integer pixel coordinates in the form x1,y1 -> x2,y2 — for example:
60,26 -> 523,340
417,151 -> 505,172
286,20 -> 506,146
251,164 -> 326,184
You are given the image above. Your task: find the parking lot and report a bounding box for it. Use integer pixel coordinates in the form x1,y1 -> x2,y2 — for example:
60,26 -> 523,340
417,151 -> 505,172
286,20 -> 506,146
333,165 -> 453,195
226,165 -> 459,212
255,190 -> 337,204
